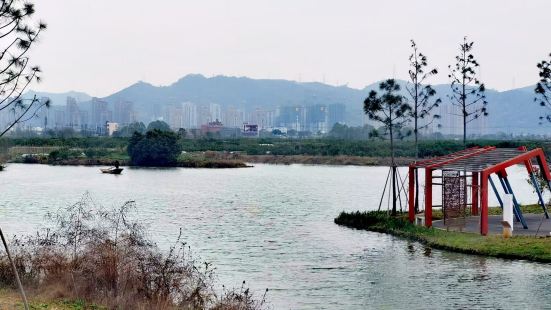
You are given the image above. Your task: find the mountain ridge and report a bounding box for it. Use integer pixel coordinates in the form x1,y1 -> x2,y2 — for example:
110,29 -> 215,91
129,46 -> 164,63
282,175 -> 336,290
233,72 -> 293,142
26,74 -> 547,135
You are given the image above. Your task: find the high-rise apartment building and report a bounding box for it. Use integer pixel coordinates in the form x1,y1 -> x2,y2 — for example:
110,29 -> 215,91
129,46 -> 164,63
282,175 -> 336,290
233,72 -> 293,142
223,106 -> 244,128
54,109 -> 66,129
275,106 -> 307,131
307,104 -> 329,133
91,98 -> 112,134
114,100 -> 135,125
250,108 -> 275,129
164,103 -> 184,129
197,104 -> 212,126
209,103 -> 222,122
327,103 -> 346,128
65,96 -> 80,130
182,102 -> 198,129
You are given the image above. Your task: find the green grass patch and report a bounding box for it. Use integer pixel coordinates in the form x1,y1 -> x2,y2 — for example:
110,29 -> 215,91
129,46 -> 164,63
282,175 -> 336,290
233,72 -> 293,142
0,291 -> 105,310
335,210 -> 551,262
26,299 -> 105,310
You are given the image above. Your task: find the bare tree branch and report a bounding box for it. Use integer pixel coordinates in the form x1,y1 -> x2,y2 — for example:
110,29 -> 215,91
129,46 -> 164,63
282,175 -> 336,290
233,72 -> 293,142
0,0 -> 46,137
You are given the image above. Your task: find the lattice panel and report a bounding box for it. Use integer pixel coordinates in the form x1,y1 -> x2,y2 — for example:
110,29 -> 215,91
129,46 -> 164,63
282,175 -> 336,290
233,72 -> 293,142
442,171 -> 467,228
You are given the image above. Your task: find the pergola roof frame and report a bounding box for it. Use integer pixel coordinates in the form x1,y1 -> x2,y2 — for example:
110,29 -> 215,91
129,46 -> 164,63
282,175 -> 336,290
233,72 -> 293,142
408,146 -> 551,235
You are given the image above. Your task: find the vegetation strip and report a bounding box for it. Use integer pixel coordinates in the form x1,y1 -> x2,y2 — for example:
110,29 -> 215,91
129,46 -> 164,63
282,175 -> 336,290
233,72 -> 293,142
4,137 -> 551,168
335,211 -> 551,263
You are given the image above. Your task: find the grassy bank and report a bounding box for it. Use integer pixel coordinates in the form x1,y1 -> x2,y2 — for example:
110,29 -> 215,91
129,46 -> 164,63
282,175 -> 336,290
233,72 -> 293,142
334,211 -> 551,263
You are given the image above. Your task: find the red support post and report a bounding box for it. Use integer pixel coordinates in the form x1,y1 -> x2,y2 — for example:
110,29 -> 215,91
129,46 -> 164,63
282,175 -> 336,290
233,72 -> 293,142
519,146 -> 535,174
480,172 -> 489,235
535,152 -> 551,181
408,166 -> 415,223
425,168 -> 433,228
471,172 -> 479,216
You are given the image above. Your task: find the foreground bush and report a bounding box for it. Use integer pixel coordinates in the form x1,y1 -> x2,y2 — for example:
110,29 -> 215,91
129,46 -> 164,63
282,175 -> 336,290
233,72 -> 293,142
0,194 -> 268,309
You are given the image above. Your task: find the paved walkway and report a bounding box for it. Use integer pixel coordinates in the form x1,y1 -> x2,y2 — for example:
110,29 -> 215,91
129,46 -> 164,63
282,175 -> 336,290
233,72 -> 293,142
433,214 -> 551,236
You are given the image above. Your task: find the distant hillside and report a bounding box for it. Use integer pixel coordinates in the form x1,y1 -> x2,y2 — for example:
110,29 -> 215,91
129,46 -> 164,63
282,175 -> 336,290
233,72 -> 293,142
27,74 -> 551,135
104,74 -> 369,125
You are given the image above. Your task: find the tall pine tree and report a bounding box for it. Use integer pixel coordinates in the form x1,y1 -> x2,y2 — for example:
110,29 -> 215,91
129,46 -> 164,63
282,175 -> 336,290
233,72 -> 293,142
448,37 -> 487,147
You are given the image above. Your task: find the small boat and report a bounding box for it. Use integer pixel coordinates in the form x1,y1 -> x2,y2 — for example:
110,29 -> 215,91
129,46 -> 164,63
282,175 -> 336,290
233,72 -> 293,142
100,167 -> 123,174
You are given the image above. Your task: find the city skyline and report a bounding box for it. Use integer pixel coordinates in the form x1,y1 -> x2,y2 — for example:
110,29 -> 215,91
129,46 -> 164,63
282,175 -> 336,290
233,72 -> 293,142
23,95 -> 348,136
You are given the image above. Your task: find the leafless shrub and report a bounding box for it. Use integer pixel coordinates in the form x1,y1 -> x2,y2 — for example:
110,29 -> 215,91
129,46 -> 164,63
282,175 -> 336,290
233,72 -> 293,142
213,282 -> 269,310
0,193 -> 269,309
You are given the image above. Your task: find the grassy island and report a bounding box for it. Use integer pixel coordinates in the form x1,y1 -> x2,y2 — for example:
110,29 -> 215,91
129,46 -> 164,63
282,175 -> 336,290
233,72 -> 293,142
335,210 -> 551,263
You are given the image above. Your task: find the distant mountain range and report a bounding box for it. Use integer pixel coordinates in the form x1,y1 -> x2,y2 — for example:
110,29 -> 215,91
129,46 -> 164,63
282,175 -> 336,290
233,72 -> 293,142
27,74 -> 550,135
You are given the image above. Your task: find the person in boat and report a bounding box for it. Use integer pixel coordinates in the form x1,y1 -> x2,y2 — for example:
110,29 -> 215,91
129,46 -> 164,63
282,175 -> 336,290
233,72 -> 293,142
114,160 -> 120,169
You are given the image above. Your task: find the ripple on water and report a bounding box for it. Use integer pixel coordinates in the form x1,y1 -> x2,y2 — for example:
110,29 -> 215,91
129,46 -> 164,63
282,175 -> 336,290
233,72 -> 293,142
0,164 -> 550,309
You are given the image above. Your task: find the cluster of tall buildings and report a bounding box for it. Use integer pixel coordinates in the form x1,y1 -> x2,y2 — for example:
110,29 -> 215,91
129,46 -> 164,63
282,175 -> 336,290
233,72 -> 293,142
33,97 -> 137,135
362,101 -> 488,138
162,102 -> 346,134
163,102 -> 226,130
15,96 -> 347,137
274,104 -> 346,133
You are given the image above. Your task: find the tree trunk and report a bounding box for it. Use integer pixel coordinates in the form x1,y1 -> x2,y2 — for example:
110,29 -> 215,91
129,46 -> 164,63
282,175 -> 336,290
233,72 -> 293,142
462,50 -> 467,149
463,112 -> 467,148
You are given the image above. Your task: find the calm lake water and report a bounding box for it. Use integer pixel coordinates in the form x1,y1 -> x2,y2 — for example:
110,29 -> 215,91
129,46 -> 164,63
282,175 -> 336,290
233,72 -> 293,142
1,163 -> 550,309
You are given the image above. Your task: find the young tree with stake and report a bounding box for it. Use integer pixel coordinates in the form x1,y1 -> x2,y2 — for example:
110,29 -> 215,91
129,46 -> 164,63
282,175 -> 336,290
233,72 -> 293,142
448,37 -> 487,147
364,79 -> 411,216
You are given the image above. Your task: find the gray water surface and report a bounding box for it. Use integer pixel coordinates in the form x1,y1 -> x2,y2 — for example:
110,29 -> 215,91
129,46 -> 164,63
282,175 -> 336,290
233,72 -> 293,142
0,164 -> 550,309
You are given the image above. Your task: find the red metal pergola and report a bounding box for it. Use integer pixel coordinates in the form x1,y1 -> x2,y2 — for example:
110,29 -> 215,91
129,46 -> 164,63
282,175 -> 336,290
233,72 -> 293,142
408,146 -> 551,235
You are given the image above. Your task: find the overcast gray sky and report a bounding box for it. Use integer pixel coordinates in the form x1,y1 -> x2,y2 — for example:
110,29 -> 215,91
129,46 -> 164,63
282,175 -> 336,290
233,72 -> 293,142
30,0 -> 551,97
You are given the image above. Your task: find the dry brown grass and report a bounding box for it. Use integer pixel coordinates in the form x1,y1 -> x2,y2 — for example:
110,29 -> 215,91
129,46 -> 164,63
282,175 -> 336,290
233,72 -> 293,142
0,194 -> 269,309
231,154 -> 412,166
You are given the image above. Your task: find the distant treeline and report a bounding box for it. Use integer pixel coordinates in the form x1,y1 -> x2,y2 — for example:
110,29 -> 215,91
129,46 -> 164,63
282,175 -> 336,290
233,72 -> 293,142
2,136 -> 551,159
